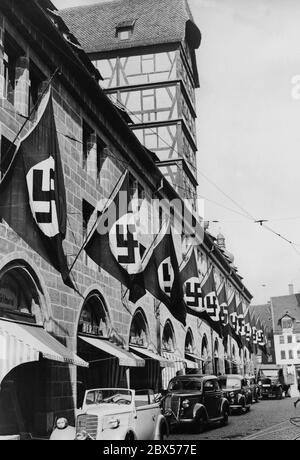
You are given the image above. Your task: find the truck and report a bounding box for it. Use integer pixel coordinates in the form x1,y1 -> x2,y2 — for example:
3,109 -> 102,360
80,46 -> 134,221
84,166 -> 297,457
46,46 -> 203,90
257,364 -> 293,400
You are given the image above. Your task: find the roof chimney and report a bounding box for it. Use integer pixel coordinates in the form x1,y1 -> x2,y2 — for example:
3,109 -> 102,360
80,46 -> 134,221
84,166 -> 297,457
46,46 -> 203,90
288,284 -> 294,295
216,232 -> 226,249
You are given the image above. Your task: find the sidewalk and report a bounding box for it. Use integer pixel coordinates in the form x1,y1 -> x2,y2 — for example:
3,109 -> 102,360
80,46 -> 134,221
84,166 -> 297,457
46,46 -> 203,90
243,418 -> 300,440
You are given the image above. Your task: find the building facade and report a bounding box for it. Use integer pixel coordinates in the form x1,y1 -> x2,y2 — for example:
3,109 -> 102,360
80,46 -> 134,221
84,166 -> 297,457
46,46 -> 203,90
271,290 -> 300,397
0,0 -> 256,439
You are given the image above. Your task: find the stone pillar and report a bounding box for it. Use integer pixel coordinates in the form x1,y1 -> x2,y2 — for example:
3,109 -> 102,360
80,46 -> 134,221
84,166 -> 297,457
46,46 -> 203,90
14,55 -> 29,117
0,13 -> 5,98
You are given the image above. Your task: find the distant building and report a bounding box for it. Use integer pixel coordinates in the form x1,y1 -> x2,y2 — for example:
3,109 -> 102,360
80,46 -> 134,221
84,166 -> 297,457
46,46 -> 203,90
270,288 -> 300,396
249,303 -> 276,366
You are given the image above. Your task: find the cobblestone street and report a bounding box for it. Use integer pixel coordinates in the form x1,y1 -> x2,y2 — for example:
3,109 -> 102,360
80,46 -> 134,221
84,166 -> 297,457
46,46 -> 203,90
168,397 -> 300,440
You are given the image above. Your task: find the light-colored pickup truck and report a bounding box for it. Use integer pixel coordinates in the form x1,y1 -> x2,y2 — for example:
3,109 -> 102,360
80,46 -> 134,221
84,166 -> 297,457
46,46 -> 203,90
50,388 -> 168,440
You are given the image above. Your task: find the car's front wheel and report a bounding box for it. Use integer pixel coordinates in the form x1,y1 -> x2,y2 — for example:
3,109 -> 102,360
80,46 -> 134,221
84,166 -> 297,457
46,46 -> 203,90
221,408 -> 229,426
238,400 -> 246,415
158,422 -> 168,440
194,411 -> 206,433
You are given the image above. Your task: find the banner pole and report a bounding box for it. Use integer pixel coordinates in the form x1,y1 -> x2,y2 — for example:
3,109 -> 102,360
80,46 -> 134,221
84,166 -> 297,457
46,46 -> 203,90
67,168 -> 128,277
0,67 -> 60,186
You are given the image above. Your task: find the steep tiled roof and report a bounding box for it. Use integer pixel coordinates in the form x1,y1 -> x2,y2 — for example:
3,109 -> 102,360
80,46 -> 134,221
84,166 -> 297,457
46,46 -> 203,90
59,0 -> 201,54
271,294 -> 300,334
249,304 -> 273,332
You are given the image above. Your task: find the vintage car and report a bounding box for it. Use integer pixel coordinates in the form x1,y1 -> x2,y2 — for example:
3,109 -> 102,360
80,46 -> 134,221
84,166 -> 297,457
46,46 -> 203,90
258,366 -> 291,399
218,374 -> 252,414
245,375 -> 260,403
259,375 -> 284,399
50,388 -> 168,440
161,374 -> 230,433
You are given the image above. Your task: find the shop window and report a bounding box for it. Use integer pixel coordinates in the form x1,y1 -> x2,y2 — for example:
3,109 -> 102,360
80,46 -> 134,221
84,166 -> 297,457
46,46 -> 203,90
28,61 -> 46,114
162,321 -> 175,352
78,292 -> 109,337
0,263 -> 41,324
3,32 -> 23,105
281,350 -> 286,360
129,309 -> 148,347
185,329 -> 194,354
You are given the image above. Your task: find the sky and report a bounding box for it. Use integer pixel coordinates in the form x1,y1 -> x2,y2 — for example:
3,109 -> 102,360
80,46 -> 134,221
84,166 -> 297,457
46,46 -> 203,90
53,0 -> 300,305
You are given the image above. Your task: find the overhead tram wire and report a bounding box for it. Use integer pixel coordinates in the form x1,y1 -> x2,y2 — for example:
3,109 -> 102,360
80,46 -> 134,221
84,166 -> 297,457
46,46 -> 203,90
108,95 -> 300,254
4,66 -> 300,258
23,24 -> 300,255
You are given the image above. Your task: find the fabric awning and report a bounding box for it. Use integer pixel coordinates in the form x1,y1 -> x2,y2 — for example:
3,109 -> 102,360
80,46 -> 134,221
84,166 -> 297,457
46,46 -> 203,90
0,318 -> 88,383
129,345 -> 174,368
185,352 -> 204,363
79,336 -> 145,367
161,351 -> 200,389
162,351 -> 198,368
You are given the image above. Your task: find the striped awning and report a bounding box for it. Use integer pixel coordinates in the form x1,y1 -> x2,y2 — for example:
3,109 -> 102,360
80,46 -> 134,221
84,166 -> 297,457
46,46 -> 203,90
0,319 -> 88,383
161,351 -> 199,389
79,335 -> 145,367
185,352 -> 204,363
129,345 -> 174,368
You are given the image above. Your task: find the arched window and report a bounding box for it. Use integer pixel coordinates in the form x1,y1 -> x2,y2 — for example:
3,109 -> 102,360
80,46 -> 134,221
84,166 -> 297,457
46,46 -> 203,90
78,291 -> 109,337
162,321 -> 175,352
129,309 -> 149,347
214,339 -> 220,375
0,261 -> 43,324
185,328 -> 194,354
201,334 -> 209,374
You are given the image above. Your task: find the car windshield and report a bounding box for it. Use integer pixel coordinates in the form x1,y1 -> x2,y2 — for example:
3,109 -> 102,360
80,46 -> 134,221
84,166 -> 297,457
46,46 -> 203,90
220,377 -> 241,389
84,389 -> 132,405
168,379 -> 202,391
261,370 -> 278,379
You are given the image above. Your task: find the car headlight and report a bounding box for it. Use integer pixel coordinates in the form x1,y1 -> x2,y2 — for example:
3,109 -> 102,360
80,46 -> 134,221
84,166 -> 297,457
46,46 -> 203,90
102,416 -> 120,430
55,417 -> 68,430
181,399 -> 190,409
76,430 -> 90,441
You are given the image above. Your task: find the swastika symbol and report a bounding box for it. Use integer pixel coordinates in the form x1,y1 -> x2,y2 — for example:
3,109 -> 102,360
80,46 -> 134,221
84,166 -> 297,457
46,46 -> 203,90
162,263 -> 172,295
116,224 -> 145,265
32,168 -> 55,224
185,281 -> 202,308
238,316 -> 245,334
205,293 -> 218,319
230,313 -> 238,331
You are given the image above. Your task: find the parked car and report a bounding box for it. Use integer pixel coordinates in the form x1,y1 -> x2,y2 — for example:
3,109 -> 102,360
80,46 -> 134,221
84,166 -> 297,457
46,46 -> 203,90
160,374 -> 230,433
50,388 -> 168,440
258,365 -> 292,400
218,374 -> 252,414
245,375 -> 260,403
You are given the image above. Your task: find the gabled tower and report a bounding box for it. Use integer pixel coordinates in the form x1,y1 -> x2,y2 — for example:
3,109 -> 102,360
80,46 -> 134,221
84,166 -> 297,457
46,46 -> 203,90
61,0 -> 201,209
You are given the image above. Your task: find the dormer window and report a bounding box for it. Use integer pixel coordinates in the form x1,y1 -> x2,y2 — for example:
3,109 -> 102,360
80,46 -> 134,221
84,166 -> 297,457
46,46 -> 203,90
281,316 -> 293,330
116,20 -> 135,40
